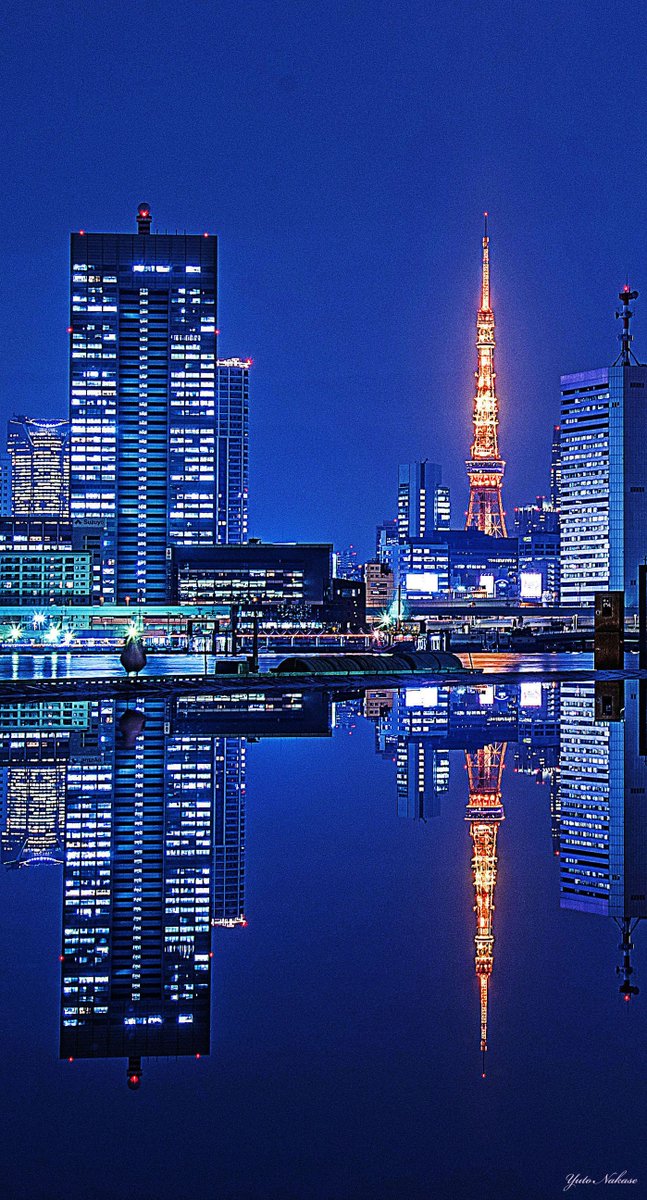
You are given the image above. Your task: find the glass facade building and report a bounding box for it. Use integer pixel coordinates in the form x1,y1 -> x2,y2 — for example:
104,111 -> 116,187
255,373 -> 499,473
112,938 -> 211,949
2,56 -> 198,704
559,364 -> 647,608
8,417 -> 70,519
69,205 -> 220,603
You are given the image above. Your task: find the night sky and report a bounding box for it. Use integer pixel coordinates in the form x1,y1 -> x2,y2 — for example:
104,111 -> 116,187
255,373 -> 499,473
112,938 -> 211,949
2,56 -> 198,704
1,1 -> 646,557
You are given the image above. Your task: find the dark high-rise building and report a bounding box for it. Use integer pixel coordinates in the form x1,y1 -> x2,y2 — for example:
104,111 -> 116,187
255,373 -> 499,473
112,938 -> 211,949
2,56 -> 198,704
213,739 -> 246,927
550,425 -> 561,511
398,461 -> 450,541
375,518 -> 399,576
69,204 -> 219,603
8,417 -> 70,519
214,359 -> 250,546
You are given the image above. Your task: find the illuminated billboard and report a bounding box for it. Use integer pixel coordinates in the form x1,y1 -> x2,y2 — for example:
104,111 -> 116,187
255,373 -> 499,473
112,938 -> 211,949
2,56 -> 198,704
479,574 -> 495,597
405,572 -> 439,594
520,571 -> 543,600
405,686 -> 439,708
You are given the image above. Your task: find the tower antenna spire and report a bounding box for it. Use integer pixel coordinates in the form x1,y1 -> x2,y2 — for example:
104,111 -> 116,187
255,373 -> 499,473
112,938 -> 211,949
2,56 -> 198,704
481,212 -> 490,311
614,285 -> 641,366
465,215 -> 507,536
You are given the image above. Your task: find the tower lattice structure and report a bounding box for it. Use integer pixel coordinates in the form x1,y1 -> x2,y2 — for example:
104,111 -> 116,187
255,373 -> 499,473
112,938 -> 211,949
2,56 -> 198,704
465,215 -> 507,536
465,741 -> 506,1075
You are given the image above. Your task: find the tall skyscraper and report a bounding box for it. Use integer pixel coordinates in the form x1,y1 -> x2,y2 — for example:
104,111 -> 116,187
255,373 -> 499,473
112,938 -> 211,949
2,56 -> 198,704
69,203 -> 219,602
8,417 -> 70,519
559,288 -> 647,608
398,461 -> 450,540
215,359 -> 250,545
465,216 -> 507,537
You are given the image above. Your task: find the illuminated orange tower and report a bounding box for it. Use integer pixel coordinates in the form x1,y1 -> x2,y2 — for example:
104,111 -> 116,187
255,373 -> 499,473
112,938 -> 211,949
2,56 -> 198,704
465,741 -> 506,1075
465,215 -> 507,536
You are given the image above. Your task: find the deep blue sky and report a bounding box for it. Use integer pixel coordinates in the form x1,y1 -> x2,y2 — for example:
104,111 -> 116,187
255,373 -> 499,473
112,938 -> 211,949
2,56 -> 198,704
1,0 -> 646,557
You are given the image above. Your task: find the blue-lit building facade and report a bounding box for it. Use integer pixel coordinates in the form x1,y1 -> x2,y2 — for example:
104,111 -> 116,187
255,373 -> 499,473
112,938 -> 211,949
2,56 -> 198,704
558,682 -> 647,925
8,417 -> 70,519
69,205 -> 225,604
559,363 -> 647,609
60,698 -> 218,1083
215,359 -> 250,545
398,461 -> 450,541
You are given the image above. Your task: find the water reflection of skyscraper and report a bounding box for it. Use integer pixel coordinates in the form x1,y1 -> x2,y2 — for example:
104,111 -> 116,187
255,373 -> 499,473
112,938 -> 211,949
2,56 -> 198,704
559,679 -> 647,1001
0,688 -> 332,1087
61,698 -> 214,1089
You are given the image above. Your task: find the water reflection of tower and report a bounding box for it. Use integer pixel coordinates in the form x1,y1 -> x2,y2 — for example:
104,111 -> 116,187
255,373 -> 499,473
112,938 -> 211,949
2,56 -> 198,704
61,698 -> 214,1087
465,742 -> 506,1075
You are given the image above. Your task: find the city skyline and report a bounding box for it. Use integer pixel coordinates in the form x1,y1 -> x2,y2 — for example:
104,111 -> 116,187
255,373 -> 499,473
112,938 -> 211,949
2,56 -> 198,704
3,4 -> 647,560
3,202 -> 639,568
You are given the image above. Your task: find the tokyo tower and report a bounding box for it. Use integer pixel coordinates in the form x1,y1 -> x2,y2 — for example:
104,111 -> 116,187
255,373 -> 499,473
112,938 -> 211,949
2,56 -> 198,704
465,215 -> 507,536
465,742 -> 506,1076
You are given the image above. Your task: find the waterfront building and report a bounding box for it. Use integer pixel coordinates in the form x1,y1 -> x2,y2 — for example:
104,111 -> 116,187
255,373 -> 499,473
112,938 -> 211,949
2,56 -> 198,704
8,417 -> 70,519
170,540 -> 365,627
559,288 -> 647,609
0,519 -> 105,605
69,203 -> 220,604
398,461 -> 450,541
172,541 -> 331,608
364,561 -> 395,611
465,216 -> 507,537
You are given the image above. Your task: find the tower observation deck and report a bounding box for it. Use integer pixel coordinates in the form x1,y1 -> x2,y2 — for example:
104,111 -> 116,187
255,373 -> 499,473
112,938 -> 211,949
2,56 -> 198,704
465,215 -> 507,536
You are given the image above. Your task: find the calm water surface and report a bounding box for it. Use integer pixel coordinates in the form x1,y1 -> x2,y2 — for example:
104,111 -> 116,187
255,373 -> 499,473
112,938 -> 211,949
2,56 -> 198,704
0,678 -> 645,1200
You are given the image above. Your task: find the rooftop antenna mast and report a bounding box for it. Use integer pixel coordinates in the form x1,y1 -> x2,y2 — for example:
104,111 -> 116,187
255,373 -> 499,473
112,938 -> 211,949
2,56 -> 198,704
614,285 -> 641,365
